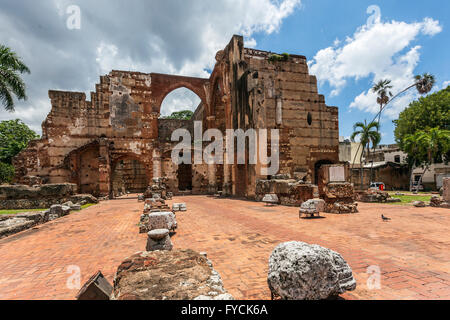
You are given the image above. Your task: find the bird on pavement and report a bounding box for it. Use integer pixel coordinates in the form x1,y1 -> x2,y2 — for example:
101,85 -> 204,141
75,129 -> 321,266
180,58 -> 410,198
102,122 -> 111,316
381,214 -> 391,222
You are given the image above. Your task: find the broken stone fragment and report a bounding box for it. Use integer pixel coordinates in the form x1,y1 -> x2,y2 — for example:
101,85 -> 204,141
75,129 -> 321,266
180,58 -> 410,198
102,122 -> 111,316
268,241 -> 356,300
146,229 -> 173,251
299,199 -> 325,217
413,201 -> 426,208
172,203 -> 187,212
262,194 -> 279,205
49,204 -> 63,217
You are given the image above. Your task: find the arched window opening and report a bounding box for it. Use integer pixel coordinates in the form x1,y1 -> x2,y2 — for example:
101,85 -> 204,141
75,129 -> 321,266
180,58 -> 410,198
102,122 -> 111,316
159,87 -> 201,119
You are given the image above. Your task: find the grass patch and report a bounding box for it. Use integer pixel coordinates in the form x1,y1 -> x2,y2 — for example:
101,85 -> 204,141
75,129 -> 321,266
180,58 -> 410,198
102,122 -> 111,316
0,203 -> 97,215
388,194 -> 432,205
0,208 -> 47,215
81,203 -> 97,210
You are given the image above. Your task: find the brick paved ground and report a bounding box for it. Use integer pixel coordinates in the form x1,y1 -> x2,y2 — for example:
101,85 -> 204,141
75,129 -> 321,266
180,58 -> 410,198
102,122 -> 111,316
0,195 -> 449,300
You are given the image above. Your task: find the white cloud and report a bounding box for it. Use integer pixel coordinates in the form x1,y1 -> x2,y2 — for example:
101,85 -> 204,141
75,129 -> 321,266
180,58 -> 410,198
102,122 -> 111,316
442,81 -> 450,88
0,0 -> 301,134
421,17 -> 443,36
308,16 -> 442,119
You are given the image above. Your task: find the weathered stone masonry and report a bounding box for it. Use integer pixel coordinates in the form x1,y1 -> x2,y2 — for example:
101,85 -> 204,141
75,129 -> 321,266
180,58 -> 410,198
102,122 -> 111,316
14,35 -> 339,199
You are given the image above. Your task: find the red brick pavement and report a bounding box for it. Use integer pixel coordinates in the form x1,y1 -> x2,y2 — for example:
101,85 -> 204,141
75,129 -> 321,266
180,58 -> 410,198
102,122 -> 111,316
0,195 -> 449,300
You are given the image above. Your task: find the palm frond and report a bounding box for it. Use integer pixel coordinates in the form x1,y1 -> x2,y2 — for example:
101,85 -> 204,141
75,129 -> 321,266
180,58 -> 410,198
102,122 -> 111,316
0,80 -> 15,112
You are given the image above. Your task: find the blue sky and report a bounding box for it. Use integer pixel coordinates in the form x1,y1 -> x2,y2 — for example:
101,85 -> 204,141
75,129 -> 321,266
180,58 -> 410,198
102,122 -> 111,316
0,0 -> 448,144
252,0 -> 449,144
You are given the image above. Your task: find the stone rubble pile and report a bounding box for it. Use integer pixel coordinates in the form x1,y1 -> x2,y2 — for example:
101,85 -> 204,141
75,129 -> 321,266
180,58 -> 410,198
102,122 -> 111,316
143,178 -> 170,200
321,182 -> 358,214
357,189 -> 400,203
256,176 -> 315,207
0,183 -> 97,210
0,199 -> 88,239
110,249 -> 233,300
143,198 -> 170,213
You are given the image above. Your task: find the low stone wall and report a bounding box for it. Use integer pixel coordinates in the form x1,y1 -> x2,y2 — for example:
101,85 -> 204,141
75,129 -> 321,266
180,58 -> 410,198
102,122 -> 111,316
0,184 -> 97,209
0,212 -> 49,239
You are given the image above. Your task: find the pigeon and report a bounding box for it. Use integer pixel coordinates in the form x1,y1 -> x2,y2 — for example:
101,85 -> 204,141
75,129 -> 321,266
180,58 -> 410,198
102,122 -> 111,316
381,214 -> 391,222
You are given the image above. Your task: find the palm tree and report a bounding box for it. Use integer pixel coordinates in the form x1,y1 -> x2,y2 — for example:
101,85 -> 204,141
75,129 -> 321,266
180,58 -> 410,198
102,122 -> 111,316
351,120 -> 381,190
372,79 -> 393,127
415,73 -> 436,95
0,45 -> 30,112
370,73 -> 436,124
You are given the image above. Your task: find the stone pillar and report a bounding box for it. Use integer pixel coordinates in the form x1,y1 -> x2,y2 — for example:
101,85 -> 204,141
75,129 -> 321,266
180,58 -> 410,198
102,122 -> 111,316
276,96 -> 283,126
206,153 -> 216,194
223,163 -> 231,196
443,177 -> 450,202
98,138 -> 111,198
152,149 -> 162,179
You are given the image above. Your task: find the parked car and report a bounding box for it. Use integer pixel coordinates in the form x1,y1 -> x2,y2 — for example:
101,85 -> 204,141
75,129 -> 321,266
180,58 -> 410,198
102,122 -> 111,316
369,182 -> 385,191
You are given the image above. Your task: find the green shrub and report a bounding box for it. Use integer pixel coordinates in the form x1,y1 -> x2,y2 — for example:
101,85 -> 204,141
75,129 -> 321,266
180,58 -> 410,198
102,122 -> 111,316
0,162 -> 14,184
268,53 -> 290,62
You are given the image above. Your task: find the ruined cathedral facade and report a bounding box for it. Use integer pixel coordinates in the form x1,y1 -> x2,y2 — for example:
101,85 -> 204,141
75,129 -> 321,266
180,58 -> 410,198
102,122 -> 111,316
14,36 -> 339,198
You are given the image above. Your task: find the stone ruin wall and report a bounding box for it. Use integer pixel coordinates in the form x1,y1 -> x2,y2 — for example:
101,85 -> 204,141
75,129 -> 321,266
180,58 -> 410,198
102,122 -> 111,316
14,35 -> 339,200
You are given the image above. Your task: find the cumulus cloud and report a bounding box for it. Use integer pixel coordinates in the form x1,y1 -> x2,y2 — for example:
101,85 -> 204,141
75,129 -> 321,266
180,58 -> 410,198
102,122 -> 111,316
0,0 -> 301,133
308,16 -> 442,119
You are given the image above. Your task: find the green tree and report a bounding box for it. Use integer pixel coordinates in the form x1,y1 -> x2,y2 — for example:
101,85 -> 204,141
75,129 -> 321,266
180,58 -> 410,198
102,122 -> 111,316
351,120 -> 381,189
162,110 -> 194,120
394,86 -> 450,150
403,128 -> 450,191
0,119 -> 39,164
0,162 -> 14,184
0,45 -> 30,112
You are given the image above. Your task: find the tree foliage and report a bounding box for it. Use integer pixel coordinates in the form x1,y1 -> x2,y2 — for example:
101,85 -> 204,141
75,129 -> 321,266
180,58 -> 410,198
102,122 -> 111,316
394,86 -> 450,163
0,45 -> 30,112
161,110 -> 194,120
0,162 -> 14,184
0,119 -> 39,164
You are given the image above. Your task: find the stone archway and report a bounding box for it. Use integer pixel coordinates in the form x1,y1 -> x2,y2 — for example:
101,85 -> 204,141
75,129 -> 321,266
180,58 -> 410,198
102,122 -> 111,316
149,73 -> 209,115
